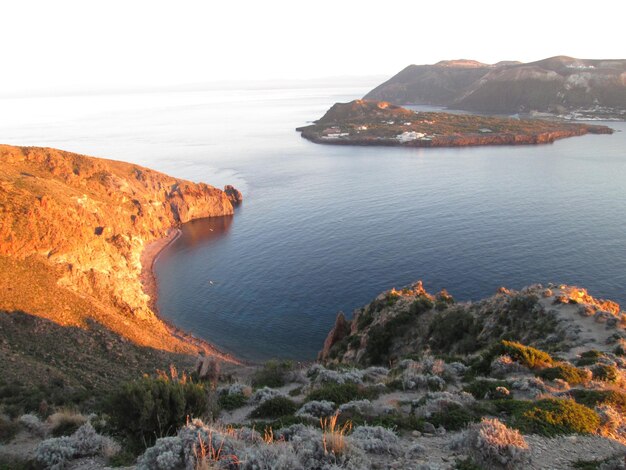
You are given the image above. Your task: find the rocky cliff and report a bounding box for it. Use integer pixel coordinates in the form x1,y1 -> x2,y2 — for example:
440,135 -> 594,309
365,56 -> 626,118
0,145 -> 241,368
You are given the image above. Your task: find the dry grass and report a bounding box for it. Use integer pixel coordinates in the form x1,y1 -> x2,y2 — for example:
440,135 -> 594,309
47,409 -> 87,436
193,430 -> 240,470
320,412 -> 352,456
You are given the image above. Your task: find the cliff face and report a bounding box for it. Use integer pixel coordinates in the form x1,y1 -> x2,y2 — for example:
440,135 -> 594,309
0,145 -> 237,358
365,56 -> 626,117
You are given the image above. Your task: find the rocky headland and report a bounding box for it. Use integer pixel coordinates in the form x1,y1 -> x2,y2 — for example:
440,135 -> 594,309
365,56 -> 626,120
0,144 -> 243,391
297,100 -> 613,148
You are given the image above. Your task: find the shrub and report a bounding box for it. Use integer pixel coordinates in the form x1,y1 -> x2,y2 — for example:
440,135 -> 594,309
307,383 -> 378,405
365,311 -> 415,364
472,418 -> 530,468
537,363 -> 591,385
502,399 -> 600,436
0,416 -> 18,443
48,410 -> 87,437
106,376 -> 209,448
250,396 -> 297,419
350,425 -> 400,455
460,418 -> 529,470
429,403 -> 481,431
567,389 -> 626,411
429,309 -> 482,354
35,423 -> 113,468
499,341 -> 553,369
218,392 -> 248,411
410,296 -> 434,315
576,350 -> 605,366
296,400 -> 336,419
251,360 -> 293,388
463,380 -> 511,400
592,365 -> 619,383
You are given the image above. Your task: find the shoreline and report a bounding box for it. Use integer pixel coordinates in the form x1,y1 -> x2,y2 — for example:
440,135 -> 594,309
140,226 -> 245,366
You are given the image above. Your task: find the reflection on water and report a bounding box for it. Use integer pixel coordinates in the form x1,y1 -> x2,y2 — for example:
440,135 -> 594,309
176,216 -> 233,249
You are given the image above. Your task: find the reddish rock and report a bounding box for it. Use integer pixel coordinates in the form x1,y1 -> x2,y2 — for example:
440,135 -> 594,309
318,312 -> 351,362
224,185 -> 243,206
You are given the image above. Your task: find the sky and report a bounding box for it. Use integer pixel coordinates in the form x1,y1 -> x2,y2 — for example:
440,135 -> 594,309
2,0 -> 624,95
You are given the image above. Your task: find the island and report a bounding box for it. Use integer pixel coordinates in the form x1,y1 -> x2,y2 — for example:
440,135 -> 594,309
297,99 -> 613,148
364,56 -> 626,120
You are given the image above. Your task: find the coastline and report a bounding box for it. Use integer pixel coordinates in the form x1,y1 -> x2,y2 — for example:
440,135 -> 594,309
140,226 -> 245,365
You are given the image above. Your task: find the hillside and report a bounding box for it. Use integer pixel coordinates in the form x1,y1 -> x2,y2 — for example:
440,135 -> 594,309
0,145 -> 241,390
365,56 -> 626,119
297,99 -> 613,148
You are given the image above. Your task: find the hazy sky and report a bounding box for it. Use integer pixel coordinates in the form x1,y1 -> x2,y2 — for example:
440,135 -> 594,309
2,0 -> 624,94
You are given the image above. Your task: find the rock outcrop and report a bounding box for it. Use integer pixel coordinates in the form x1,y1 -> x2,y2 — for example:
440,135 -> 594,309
0,145 -> 241,361
320,281 -> 626,367
224,184 -> 243,206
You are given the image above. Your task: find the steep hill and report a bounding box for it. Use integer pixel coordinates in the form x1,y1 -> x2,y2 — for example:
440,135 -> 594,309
365,56 -> 626,118
0,145 -> 241,389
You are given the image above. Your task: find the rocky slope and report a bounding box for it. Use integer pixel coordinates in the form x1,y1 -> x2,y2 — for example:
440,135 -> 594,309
0,145 -> 241,388
365,56 -> 626,119
297,99 -> 612,148
319,281 -> 625,366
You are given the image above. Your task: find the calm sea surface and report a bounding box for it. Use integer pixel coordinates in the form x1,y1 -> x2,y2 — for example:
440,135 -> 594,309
1,86 -> 625,361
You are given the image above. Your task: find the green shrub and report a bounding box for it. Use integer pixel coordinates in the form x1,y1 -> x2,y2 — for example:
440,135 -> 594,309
307,382 -> 379,405
591,364 -> 619,383
536,363 -> 590,385
463,379 -> 511,400
251,360 -> 293,388
508,294 -> 539,314
568,389 -> 626,411
288,387 -> 303,397
106,376 -> 208,448
218,393 -> 248,411
249,396 -> 297,419
455,458 -> 486,470
500,341 -> 553,369
365,310 -> 415,364
0,417 -> 18,443
429,309 -> 482,354
576,350 -> 605,366
410,296 -> 434,315
428,403 -> 480,430
499,399 -> 600,436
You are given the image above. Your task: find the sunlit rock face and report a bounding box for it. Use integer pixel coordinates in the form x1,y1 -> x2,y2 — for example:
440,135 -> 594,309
0,145 -> 238,353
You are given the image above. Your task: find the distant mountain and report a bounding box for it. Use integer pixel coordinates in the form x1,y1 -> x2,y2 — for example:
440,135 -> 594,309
365,56 -> 626,118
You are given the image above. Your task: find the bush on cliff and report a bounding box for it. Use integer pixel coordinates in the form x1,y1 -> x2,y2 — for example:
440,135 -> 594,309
537,363 -> 591,385
499,341 -> 554,369
496,398 -> 600,436
429,308 -> 482,354
106,376 -> 209,448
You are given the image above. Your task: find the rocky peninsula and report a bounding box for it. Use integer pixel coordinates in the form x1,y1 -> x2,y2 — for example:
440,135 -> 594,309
0,145 -> 242,390
297,100 -> 613,148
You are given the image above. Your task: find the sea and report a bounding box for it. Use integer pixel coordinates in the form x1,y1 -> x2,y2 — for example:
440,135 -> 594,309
1,84 -> 625,361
